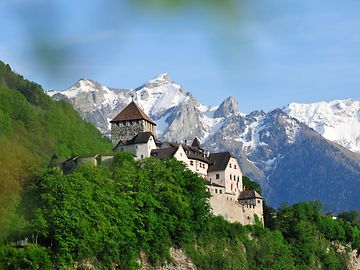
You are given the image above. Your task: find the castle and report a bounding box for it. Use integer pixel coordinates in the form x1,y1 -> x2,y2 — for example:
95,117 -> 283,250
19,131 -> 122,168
62,101 -> 263,225
110,101 -> 263,225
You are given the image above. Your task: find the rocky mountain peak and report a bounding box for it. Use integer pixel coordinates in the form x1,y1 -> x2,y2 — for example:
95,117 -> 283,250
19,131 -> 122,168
153,73 -> 171,82
213,96 -> 239,118
141,73 -> 173,89
284,99 -> 360,153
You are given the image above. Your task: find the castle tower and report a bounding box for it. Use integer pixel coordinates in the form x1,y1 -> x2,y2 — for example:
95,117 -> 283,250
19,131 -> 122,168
110,101 -> 157,147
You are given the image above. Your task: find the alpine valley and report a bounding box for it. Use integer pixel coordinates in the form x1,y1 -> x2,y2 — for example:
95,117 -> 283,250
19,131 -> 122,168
49,74 -> 360,213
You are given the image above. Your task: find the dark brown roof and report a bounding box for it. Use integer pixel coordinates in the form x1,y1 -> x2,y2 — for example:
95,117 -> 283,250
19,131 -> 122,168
157,142 -> 212,163
238,190 -> 263,200
113,132 -> 154,149
186,151 -> 211,163
110,101 -> 156,125
208,152 -> 234,172
150,148 -> 177,159
191,137 -> 202,149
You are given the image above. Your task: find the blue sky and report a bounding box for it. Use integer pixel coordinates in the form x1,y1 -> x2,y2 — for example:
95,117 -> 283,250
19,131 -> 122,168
0,0 -> 359,113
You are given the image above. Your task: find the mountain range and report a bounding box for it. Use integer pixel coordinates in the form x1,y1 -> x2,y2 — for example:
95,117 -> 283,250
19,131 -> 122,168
48,74 -> 360,212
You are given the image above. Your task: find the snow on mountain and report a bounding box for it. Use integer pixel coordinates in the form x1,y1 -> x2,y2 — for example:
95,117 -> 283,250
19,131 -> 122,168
48,75 -> 360,212
284,99 -> 360,153
206,109 -> 302,172
134,73 -> 188,117
50,75 -> 358,157
50,74 -> 237,141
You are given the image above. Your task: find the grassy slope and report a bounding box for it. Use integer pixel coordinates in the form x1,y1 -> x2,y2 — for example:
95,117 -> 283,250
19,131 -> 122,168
0,61 -> 111,230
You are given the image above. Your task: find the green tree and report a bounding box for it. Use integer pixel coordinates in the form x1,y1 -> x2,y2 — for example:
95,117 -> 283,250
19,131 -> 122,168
242,176 -> 262,194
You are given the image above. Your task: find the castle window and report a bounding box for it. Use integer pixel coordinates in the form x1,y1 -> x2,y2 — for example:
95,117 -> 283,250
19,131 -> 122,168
238,176 -> 240,181
216,174 -> 219,179
215,189 -> 217,193
220,190 -> 222,194
141,155 -> 144,159
190,160 -> 194,166
230,174 -> 232,180
234,165 -> 237,169
257,200 -> 261,203
229,164 -> 232,168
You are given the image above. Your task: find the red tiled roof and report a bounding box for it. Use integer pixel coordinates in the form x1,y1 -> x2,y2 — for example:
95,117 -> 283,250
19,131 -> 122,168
110,101 -> 156,125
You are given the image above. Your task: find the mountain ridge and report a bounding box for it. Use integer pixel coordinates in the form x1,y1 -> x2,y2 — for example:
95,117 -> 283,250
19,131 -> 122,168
49,74 -> 360,212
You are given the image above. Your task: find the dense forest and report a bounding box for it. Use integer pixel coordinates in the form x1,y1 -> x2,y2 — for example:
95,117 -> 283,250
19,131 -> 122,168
0,61 -> 359,269
0,61 -> 111,232
0,152 -> 359,269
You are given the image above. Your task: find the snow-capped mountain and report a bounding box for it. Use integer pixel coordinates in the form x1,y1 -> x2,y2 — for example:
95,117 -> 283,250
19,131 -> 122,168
205,108 -> 360,211
52,74 -> 229,142
49,75 -> 360,212
284,99 -> 360,153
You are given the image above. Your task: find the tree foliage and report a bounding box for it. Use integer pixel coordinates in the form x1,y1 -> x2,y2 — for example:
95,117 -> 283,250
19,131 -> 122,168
242,176 -> 262,195
0,61 -> 111,233
1,154 -> 211,269
1,156 -> 358,269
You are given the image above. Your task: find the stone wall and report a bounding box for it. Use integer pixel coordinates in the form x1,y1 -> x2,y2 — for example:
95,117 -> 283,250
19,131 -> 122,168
208,188 -> 264,225
111,120 -> 156,147
77,155 -> 115,168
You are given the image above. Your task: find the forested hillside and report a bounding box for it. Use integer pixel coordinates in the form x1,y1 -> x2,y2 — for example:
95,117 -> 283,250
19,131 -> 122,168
0,61 -> 111,231
0,153 -> 359,269
1,61 -> 359,269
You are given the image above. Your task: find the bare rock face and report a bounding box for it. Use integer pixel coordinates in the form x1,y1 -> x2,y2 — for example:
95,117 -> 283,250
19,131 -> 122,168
348,249 -> 360,270
162,98 -> 207,142
141,248 -> 196,270
333,242 -> 360,270
213,96 -> 239,118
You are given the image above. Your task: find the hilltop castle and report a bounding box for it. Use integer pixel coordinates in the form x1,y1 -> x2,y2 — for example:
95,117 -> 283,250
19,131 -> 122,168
110,101 -> 264,225
62,101 -> 263,225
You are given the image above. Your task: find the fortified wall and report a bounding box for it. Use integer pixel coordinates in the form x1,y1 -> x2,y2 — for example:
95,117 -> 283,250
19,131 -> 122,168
208,186 -> 264,225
